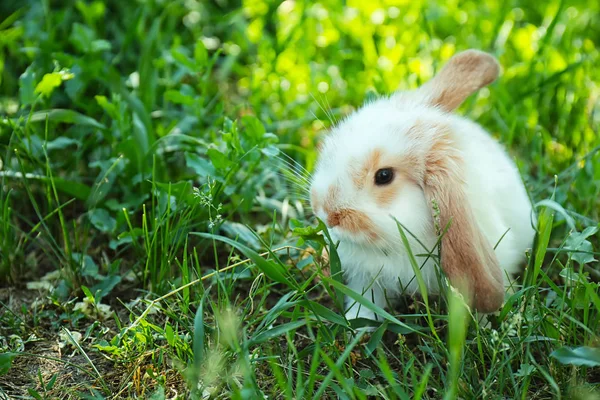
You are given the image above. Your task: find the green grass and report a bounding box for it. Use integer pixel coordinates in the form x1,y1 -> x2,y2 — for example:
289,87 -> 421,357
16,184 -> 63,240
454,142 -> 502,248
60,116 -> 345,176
1,0 -> 600,398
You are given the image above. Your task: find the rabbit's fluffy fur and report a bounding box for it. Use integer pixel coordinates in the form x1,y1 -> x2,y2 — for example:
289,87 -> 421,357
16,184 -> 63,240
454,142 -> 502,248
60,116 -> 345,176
309,50 -> 536,321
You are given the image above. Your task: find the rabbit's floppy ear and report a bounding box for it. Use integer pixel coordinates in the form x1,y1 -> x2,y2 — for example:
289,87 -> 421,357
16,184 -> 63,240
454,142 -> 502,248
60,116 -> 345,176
418,50 -> 500,112
421,127 -> 504,312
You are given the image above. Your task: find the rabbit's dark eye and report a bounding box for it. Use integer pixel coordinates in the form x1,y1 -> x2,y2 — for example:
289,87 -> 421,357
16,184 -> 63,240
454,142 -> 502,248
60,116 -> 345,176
375,168 -> 394,185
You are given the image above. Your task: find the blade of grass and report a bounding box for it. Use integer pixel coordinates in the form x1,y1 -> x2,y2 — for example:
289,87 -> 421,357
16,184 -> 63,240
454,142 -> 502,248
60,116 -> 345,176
192,232 -> 297,289
324,277 -> 426,337
193,291 -> 208,370
443,285 -> 470,400
312,330 -> 365,400
396,220 -> 442,342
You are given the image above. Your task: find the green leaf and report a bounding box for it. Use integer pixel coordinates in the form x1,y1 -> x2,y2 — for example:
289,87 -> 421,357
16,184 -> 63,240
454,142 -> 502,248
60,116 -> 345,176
185,153 -> 216,178
445,278 -> 470,400
154,181 -> 196,206
28,388 -> 43,400
565,226 -> 598,266
586,283 -> 600,314
550,346 -> 600,367
45,373 -> 58,390
241,115 -> 266,141
290,220 -> 326,252
0,352 -> 18,375
171,48 -> 195,70
565,227 -> 598,249
88,208 -> 116,233
249,320 -> 307,345
116,228 -> 144,241
192,232 -> 296,288
365,321 -> 388,356
207,148 -> 232,170
165,324 -> 175,347
90,275 -> 121,301
65,66 -> 84,99
194,39 -> 208,66
81,285 -> 95,304
29,109 -> 106,130
95,95 -> 118,119
19,66 -> 36,105
514,363 -> 535,378
73,253 -> 99,278
148,386 -> 166,400
534,199 -> 575,230
193,293 -> 207,369
87,157 -> 125,207
164,90 -> 195,106
34,73 -> 63,97
91,39 -> 111,52
75,1 -> 106,25
56,179 -> 92,201
70,22 -> 95,52
132,113 -> 150,158
529,203 -> 555,286
115,85 -> 154,145
579,226 -> 599,239
572,241 -> 596,266
220,221 -> 262,250
47,137 -> 81,151
0,171 -> 91,201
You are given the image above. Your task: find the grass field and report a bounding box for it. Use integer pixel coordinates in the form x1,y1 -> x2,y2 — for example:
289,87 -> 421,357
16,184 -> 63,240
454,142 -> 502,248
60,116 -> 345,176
1,0 -> 600,398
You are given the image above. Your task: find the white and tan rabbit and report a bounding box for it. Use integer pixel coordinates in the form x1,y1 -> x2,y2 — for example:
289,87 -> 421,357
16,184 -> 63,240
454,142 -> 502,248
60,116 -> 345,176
309,50 -> 536,321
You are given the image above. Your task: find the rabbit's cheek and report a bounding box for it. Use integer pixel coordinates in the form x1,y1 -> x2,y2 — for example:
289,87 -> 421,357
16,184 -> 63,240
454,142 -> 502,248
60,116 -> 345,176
340,212 -> 378,241
372,183 -> 401,208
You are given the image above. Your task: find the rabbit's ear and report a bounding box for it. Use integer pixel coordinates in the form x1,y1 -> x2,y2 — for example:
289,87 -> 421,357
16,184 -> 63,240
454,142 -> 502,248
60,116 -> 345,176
422,128 -> 504,312
418,50 -> 500,112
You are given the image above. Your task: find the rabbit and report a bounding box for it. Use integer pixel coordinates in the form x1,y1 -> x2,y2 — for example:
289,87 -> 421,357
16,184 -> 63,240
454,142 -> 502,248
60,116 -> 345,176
309,50 -> 536,322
